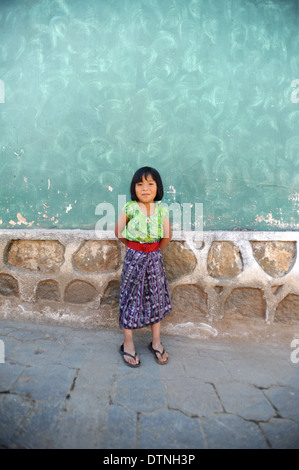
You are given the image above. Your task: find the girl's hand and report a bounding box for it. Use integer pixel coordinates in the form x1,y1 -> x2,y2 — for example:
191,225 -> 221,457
159,218 -> 172,250
115,212 -> 129,246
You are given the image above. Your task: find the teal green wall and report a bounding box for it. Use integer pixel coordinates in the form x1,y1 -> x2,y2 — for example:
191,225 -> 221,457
0,0 -> 299,230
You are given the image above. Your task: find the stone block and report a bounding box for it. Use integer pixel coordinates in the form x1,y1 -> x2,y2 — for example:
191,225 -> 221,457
139,409 -> 205,449
260,418 -> 299,449
166,378 -> 222,416
64,280 -> 97,304
162,241 -> 197,282
224,287 -> 266,319
0,394 -> 32,442
11,364 -> 75,400
171,284 -> 207,320
275,294 -> 299,322
250,241 -> 296,277
215,381 -> 275,421
113,374 -> 166,412
73,240 -> 120,273
207,241 -> 243,279
0,273 -> 19,297
202,414 -> 268,449
36,280 -> 60,302
6,240 -> 64,273
101,280 -> 120,308
104,405 -> 137,449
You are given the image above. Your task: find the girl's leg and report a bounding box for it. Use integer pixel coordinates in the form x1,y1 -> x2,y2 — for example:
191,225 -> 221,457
123,328 -> 140,366
151,322 -> 168,363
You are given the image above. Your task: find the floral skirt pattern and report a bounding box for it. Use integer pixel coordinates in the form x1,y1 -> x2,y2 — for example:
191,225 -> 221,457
119,246 -> 172,329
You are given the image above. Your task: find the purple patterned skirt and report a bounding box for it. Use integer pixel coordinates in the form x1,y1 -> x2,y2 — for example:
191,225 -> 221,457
119,245 -> 172,329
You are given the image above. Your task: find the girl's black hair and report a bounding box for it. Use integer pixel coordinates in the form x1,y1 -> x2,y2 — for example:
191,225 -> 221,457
130,167 -> 164,201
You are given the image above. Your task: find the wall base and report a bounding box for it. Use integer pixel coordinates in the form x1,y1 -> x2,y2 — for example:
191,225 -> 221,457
0,229 -> 298,346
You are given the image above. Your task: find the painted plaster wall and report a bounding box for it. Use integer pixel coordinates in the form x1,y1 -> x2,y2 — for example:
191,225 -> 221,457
0,0 -> 299,231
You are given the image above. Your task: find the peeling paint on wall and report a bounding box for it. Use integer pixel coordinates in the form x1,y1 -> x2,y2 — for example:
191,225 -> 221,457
255,213 -> 299,230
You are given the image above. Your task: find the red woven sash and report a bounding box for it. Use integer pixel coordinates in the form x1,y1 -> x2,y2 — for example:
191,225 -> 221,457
127,241 -> 160,254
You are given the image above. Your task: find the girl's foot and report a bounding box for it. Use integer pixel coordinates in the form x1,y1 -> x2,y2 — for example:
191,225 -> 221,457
121,342 -> 140,367
149,341 -> 168,364
122,330 -> 140,367
150,322 -> 168,364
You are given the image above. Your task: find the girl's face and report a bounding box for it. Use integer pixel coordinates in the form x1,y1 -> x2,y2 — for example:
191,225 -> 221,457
135,174 -> 157,204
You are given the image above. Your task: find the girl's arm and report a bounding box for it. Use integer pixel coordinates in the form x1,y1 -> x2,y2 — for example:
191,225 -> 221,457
115,211 -> 130,247
159,217 -> 172,250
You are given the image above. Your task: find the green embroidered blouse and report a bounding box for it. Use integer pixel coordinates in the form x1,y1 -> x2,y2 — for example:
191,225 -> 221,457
122,201 -> 169,242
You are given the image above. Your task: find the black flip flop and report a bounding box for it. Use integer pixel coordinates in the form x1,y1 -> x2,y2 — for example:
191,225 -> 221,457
148,342 -> 168,365
119,344 -> 141,368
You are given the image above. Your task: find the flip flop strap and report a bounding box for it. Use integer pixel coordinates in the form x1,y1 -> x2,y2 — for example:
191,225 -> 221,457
153,347 -> 166,358
123,350 -> 137,360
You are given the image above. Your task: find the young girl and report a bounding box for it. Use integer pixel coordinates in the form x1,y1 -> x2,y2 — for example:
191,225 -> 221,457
114,167 -> 172,367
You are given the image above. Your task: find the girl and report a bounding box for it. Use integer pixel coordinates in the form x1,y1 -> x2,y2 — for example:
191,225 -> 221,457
114,167 -> 172,367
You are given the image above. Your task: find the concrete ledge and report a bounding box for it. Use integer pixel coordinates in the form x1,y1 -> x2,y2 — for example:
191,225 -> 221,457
0,229 -> 298,345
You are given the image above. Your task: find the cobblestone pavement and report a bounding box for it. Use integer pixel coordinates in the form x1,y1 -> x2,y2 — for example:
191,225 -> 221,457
0,320 -> 299,449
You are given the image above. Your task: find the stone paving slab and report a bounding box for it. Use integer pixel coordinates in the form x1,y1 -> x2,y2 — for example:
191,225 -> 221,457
214,382 -> 275,421
0,319 -> 299,449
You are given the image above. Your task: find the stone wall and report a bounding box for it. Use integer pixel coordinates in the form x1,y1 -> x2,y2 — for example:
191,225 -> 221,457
0,230 -> 298,344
